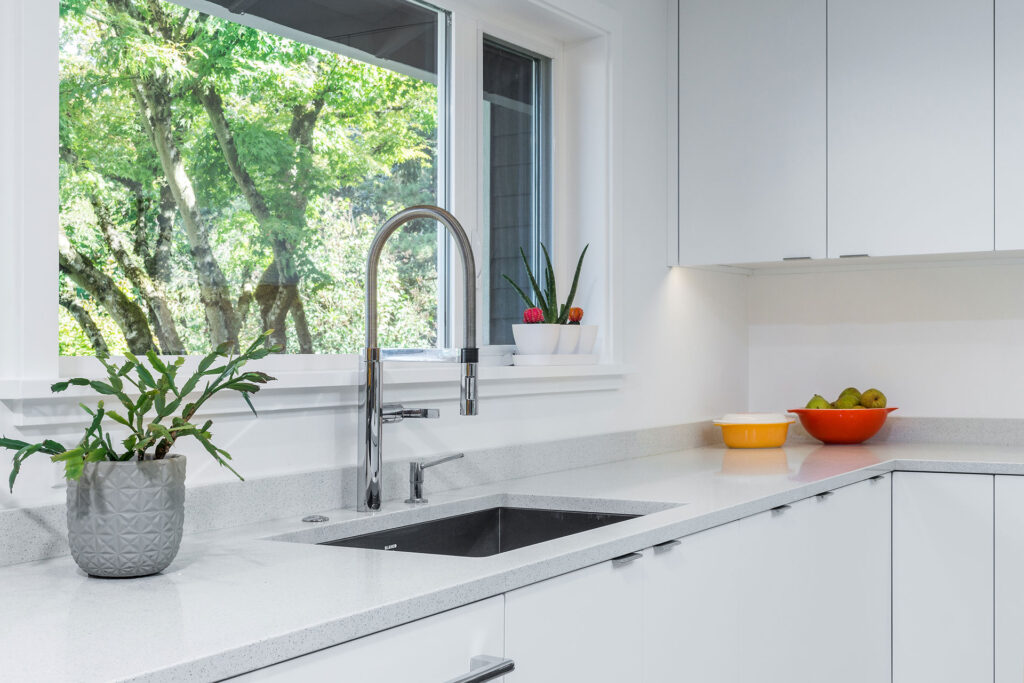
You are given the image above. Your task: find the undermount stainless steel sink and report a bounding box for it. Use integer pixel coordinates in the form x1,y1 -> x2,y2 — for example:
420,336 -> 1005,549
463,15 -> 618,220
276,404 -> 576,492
319,507 -> 642,557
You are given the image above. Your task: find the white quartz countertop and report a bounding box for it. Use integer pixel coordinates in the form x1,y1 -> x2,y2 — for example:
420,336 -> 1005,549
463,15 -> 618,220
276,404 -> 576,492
3,440 -> 1024,682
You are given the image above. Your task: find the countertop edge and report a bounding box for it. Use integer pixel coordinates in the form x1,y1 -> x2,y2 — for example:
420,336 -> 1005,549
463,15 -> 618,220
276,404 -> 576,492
124,453 -> 1024,683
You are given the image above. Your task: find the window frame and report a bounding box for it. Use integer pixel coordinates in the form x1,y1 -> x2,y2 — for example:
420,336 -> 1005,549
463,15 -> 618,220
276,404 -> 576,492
480,35 -> 554,345
0,0 -> 622,397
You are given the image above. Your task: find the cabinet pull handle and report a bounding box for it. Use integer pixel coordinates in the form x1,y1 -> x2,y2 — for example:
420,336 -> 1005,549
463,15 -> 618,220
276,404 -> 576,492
444,655 -> 515,683
816,491 -> 834,500
770,504 -> 792,515
869,475 -> 885,482
653,539 -> 682,553
839,253 -> 870,258
612,552 -> 643,567
782,256 -> 812,261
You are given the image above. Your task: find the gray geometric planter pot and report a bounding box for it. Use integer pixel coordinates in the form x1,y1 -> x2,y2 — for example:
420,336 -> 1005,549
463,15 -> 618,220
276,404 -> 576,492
66,455 -> 186,578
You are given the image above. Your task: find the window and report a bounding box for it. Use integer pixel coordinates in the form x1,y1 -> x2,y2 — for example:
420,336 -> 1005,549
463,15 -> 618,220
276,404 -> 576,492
57,0 -> 447,356
482,37 -> 551,345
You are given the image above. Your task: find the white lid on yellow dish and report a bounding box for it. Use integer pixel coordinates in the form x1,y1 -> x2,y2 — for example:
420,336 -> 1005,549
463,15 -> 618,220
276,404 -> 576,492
713,412 -> 795,425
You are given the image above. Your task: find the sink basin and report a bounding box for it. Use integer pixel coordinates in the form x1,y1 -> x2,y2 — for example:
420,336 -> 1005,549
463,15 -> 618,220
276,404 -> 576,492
319,506 -> 641,557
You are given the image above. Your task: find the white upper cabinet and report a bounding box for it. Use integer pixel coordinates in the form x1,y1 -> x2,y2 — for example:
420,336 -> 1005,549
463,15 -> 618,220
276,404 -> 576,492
996,0 -> 1024,249
827,0 -> 994,258
675,0 -> 826,266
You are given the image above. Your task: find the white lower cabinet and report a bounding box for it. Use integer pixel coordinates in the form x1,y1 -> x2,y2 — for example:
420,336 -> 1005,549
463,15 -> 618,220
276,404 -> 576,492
504,553 -> 644,682
996,475 -> 1024,683
644,475 -> 890,683
233,470 -> 1024,683
893,472 -> 994,683
231,596 -> 504,682
642,521 -> 742,683
737,497 -> 818,682
806,474 -> 891,683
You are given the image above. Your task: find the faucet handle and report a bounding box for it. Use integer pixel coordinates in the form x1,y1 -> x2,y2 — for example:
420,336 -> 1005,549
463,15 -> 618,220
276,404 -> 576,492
382,404 -> 440,423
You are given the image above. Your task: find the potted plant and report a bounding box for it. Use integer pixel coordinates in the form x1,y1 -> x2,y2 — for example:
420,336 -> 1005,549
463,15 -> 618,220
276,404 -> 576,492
567,306 -> 598,355
1,333 -> 277,578
504,244 -> 589,355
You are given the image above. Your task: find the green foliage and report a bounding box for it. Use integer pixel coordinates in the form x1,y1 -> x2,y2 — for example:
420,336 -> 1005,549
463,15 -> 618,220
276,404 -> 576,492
504,244 -> 589,325
3,332 -> 279,492
58,0 -> 442,355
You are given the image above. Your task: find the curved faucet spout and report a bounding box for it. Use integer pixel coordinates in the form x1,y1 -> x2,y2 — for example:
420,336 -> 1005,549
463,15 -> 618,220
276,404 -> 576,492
365,205 -> 476,350
358,205 -> 478,512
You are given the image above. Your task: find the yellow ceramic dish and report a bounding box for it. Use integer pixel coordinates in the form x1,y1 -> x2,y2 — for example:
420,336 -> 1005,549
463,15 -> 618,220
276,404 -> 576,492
713,413 -> 795,449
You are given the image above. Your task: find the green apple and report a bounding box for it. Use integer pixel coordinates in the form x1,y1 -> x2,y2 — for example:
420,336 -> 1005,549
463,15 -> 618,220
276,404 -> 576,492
805,394 -> 831,410
859,388 -> 887,409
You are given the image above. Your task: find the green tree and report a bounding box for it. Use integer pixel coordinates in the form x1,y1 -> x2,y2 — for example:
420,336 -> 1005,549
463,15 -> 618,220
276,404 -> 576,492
58,0 -> 441,356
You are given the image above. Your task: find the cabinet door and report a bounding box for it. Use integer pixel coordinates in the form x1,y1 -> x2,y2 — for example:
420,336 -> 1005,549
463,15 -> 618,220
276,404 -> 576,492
642,521 -> 742,683
893,472 -> 994,683
996,475 -> 1024,683
737,498 -> 818,682
828,0 -> 994,258
805,475 -> 891,683
737,477 -> 891,683
505,554 -> 643,682
233,596 -> 504,682
996,0 -> 1024,249
676,0 -> 826,266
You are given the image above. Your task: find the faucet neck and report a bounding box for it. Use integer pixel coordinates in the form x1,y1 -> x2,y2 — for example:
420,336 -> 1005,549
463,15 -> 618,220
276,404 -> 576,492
364,205 -> 477,350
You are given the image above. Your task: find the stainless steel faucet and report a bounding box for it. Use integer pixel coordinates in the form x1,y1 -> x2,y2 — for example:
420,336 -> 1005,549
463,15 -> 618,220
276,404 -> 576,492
405,453 -> 465,504
357,205 -> 478,512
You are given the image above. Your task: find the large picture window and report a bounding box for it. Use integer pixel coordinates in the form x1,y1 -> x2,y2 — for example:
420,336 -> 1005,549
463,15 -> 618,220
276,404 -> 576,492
58,0 -> 446,356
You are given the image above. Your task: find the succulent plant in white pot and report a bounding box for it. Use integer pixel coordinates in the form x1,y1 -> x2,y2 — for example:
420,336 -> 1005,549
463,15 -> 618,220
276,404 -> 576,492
504,244 -> 589,355
1,332 -> 277,578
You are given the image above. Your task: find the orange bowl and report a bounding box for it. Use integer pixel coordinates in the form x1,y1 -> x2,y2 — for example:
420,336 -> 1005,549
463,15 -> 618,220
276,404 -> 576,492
788,407 -> 897,445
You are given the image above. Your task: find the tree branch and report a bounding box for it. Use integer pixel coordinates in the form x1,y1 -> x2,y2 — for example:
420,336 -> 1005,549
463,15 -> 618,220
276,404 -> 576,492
92,197 -> 185,354
59,229 -> 156,354
59,290 -> 110,356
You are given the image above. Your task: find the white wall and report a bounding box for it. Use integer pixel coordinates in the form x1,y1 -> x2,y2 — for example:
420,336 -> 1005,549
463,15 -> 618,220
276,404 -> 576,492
748,260 -> 1024,418
0,0 -> 750,509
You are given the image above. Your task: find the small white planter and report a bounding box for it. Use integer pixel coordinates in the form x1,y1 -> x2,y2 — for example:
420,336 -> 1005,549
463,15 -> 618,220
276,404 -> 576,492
555,325 -> 581,354
575,325 -> 598,354
512,324 -> 560,355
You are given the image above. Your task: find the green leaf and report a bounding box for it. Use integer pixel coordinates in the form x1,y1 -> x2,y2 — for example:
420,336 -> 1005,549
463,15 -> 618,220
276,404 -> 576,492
541,244 -> 559,321
133,362 -> 156,389
502,275 -> 536,311
146,349 -> 168,374
0,437 -> 32,452
197,350 -> 220,374
520,247 -> 549,313
62,455 -> 85,481
147,423 -> 172,440
559,244 -> 589,323
241,391 -> 257,417
89,381 -> 117,396
9,443 -> 47,492
84,448 -> 107,463
106,410 -> 133,429
50,447 -> 85,463
50,381 -> 70,393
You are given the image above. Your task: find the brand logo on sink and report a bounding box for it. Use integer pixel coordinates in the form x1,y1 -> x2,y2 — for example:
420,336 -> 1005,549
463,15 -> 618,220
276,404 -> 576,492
384,543 -> 397,550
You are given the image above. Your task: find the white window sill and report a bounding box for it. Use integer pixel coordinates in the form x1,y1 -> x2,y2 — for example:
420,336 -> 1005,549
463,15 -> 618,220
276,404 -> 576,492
0,360 -> 628,429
